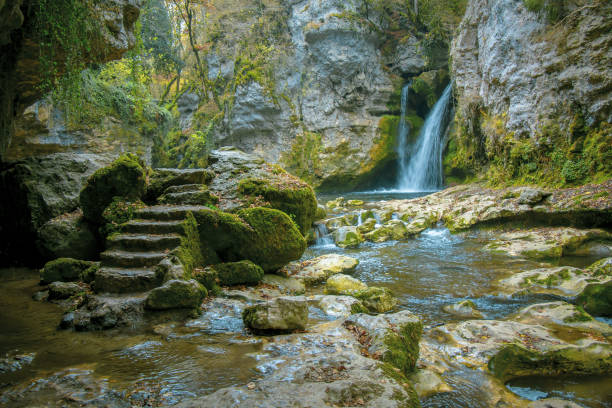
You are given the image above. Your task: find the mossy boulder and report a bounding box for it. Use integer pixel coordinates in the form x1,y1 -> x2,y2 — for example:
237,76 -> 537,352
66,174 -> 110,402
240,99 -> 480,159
333,226 -> 364,248
443,300 -> 484,319
354,287 -> 399,314
314,205 -> 327,221
212,260 -> 264,286
145,168 -> 214,202
192,267 -> 219,291
194,207 -> 306,272
357,218 -> 377,234
144,279 -> 206,310
79,154 -> 146,224
36,211 -> 99,261
237,176 -> 317,235
488,343 -> 612,382
48,282 -> 85,300
325,274 -> 368,295
40,258 -> 95,284
576,280 -> 612,317
242,297 -> 309,332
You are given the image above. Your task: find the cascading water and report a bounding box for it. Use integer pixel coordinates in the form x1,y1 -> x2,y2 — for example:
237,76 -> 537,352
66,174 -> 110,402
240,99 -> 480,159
397,83 -> 453,192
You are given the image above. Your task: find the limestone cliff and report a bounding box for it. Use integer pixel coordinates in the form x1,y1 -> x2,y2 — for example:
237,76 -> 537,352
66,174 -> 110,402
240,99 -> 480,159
447,0 -> 611,185
205,0 -> 456,190
0,0 -> 143,161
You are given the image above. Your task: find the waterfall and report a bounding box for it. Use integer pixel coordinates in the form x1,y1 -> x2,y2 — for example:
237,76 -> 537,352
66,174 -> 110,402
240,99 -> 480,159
397,83 -> 453,192
313,223 -> 334,248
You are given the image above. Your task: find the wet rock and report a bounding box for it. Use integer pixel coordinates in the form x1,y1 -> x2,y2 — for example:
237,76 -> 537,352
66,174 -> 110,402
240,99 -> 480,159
279,254 -> 359,286
488,342 -> 612,382
517,188 -> 551,206
364,226 -> 394,243
346,310 -> 422,374
314,204 -> 327,220
409,369 -> 453,398
325,274 -> 368,295
187,297 -> 246,334
333,226 -> 363,248
261,274 -> 305,295
325,197 -> 345,210
497,266 -> 606,297
442,300 -> 484,319
175,319 -> 419,408
381,182 -> 612,233
486,227 -> 612,261
48,281 -> 84,300
242,297 -> 308,332
404,215 -> 436,235
373,209 -> 393,223
576,280 -> 612,317
352,287 -> 399,314
145,279 -> 206,310
40,258 -> 95,284
527,398 -> 585,408
357,218 -> 377,234
313,295 -> 364,318
0,351 -> 35,374
384,219 -> 408,239
65,294 -> 146,331
36,210 -> 99,260
347,199 -> 364,207
146,168 -> 214,201
325,215 -> 350,231
511,302 -> 611,337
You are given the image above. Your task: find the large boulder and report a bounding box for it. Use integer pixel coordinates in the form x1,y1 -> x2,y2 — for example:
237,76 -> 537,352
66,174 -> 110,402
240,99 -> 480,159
79,154 -> 146,224
207,148 -> 317,234
194,207 -> 306,272
212,260 -> 264,286
36,210 -> 99,260
242,297 -> 308,332
576,280 -> 612,317
0,153 -> 109,265
144,279 -> 206,310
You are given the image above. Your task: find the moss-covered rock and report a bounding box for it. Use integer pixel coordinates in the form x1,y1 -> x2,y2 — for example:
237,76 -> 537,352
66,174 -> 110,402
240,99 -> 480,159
354,287 -> 399,314
242,297 -> 309,332
383,319 -> 423,375
40,257 -> 95,284
192,267 -> 219,292
79,154 -> 146,223
488,343 -> 612,382
80,263 -> 99,284
144,279 -> 206,310
145,168 -> 214,202
212,260 -> 264,286
237,175 -> 317,235
325,274 -> 368,295
576,280 -> 612,317
357,218 -> 377,234
314,205 -> 327,221
333,226 -> 364,248
443,300 -> 484,319
36,211 -> 100,261
193,207 -> 306,272
364,226 -> 394,243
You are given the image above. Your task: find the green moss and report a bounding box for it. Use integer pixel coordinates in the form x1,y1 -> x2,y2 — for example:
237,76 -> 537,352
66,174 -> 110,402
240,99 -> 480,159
237,175 -> 317,235
100,198 -> 145,238
488,343 -> 612,382
212,260 -> 264,286
192,267 -> 219,291
587,258 -> 612,277
576,280 -> 612,317
379,363 -> 421,408
563,305 -> 594,323
350,302 -> 369,314
176,212 -> 216,276
193,207 -> 306,272
80,154 -> 146,224
79,263 -> 99,284
40,258 -> 95,284
353,287 -> 399,313
280,132 -> 323,187
383,320 -> 423,375
522,0 -> 568,22
145,280 -> 207,310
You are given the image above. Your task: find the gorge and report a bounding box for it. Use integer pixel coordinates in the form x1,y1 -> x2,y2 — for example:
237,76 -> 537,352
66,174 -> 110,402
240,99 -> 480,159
0,1 -> 611,407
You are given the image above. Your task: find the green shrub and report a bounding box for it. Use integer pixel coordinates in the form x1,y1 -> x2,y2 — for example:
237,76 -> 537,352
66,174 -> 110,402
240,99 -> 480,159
562,159 -> 588,183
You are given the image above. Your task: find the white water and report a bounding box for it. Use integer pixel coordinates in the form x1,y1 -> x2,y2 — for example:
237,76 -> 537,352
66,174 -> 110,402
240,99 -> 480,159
397,83 -> 452,192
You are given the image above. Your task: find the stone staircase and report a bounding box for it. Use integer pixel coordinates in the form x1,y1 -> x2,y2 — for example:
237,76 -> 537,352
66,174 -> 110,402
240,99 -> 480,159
66,169 -> 214,330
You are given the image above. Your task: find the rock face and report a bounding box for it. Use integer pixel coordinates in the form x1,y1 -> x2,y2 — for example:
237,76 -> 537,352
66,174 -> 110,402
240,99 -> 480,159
451,0 -> 612,139
0,153 -> 110,265
203,1 -> 456,190
0,0 -> 143,160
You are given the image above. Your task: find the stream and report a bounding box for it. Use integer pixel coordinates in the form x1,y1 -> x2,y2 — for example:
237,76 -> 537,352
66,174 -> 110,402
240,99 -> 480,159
1,192 -> 611,407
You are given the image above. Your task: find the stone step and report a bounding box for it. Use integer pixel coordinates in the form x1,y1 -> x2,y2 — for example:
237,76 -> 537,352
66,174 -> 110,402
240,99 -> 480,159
154,168 -> 214,185
107,233 -> 182,252
122,219 -> 185,235
163,184 -> 204,194
100,250 -> 169,268
93,267 -> 161,294
158,190 -> 219,206
135,205 -> 211,221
